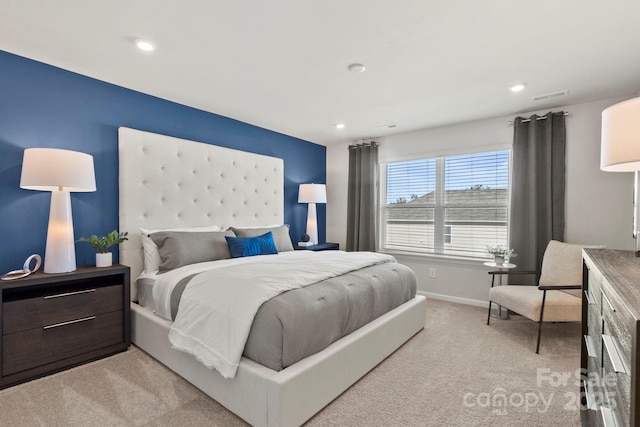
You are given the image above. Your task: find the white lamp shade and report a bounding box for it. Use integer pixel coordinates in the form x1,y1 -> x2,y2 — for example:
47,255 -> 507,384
298,183 -> 327,203
601,97 -> 640,172
20,148 -> 96,192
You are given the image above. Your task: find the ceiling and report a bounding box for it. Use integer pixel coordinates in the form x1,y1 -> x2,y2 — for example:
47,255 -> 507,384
1,0 -> 639,146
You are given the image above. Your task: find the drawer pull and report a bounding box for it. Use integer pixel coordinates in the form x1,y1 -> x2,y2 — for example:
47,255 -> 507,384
43,316 -> 96,330
584,335 -> 597,358
602,291 -> 616,312
44,289 -> 96,299
602,334 -> 629,374
600,406 -> 618,427
583,380 -> 597,410
584,290 -> 594,305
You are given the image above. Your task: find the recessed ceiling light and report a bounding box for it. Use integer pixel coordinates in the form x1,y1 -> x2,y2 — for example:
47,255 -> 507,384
347,63 -> 366,73
135,39 -> 156,52
335,123 -> 345,129
510,82 -> 527,92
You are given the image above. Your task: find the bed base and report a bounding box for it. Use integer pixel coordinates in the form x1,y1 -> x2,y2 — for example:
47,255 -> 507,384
131,295 -> 426,427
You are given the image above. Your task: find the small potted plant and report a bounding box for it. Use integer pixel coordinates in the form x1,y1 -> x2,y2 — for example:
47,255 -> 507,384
78,230 -> 128,267
486,245 -> 517,265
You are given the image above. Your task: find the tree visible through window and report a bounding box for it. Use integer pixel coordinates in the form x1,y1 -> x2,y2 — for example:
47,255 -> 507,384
383,150 -> 510,258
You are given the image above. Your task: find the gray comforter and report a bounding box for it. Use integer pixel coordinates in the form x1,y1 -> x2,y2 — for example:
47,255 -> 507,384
171,261 -> 416,371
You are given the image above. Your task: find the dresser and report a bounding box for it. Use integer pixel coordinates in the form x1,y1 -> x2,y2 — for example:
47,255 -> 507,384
582,249 -> 640,426
0,265 -> 130,389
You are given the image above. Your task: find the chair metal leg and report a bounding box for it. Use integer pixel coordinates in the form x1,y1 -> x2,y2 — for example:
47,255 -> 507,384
487,273 -> 497,325
536,290 -> 548,354
536,321 -> 543,354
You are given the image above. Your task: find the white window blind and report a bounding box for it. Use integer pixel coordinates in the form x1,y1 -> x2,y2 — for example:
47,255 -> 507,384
383,150 -> 510,258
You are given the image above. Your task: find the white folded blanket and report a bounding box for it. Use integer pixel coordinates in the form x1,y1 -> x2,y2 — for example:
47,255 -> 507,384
168,250 -> 395,378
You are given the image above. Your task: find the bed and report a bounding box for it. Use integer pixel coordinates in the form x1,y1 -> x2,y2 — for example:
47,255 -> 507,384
118,127 -> 427,426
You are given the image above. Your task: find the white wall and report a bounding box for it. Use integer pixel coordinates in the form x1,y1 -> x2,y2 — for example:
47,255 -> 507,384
326,96 -> 634,305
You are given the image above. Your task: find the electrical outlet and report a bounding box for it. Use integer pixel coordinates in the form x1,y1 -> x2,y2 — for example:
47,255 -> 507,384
429,268 -> 436,278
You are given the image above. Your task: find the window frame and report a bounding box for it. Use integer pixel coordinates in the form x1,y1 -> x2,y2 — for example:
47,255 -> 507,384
379,148 -> 512,261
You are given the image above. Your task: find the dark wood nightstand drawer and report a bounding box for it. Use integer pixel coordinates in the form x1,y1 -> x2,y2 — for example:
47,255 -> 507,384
3,310 -> 123,376
3,284 -> 123,335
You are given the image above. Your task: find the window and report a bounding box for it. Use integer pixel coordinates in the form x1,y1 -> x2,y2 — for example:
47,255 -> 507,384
382,150 -> 510,259
444,225 -> 452,244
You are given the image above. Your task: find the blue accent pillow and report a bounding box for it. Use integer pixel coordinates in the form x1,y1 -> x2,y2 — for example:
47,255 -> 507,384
225,231 -> 279,258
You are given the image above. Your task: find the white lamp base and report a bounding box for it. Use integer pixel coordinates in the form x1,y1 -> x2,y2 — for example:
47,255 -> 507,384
635,172 -> 640,257
306,202 -> 319,245
44,190 -> 76,273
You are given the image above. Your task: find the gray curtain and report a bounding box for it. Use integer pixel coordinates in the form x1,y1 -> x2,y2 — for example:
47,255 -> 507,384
346,142 -> 379,251
510,112 -> 566,283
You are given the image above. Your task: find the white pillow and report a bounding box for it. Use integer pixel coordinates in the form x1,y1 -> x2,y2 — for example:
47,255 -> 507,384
140,225 -> 222,273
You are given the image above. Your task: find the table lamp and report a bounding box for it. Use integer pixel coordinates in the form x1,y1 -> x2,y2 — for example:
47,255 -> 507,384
20,148 -> 96,273
601,96 -> 640,255
298,183 -> 327,245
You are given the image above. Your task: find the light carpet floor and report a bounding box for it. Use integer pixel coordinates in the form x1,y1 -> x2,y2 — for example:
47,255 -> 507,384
0,299 -> 582,426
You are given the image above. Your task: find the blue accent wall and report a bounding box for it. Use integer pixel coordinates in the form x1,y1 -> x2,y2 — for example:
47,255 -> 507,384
0,51 -> 326,273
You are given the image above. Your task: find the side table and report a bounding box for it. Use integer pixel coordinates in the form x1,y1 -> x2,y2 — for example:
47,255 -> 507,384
483,261 -> 516,318
0,264 -> 130,389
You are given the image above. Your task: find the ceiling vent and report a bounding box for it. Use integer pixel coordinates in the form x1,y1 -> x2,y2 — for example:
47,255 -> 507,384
533,90 -> 569,101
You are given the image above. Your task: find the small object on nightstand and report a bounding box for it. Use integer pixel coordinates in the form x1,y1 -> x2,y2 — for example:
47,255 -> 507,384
1,254 -> 41,281
297,233 -> 314,247
78,230 -> 128,268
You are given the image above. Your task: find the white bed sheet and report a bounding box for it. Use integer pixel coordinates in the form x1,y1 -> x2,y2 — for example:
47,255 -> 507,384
150,252 -> 297,320
136,272 -> 158,312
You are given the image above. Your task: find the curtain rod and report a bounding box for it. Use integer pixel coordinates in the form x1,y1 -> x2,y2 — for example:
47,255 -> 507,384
348,141 -> 379,149
508,111 -> 570,125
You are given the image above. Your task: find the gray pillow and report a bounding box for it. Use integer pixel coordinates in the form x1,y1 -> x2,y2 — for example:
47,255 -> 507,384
229,225 -> 294,252
150,230 -> 236,272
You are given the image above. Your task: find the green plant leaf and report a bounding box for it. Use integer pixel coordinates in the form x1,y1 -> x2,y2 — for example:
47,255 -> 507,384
78,230 -> 128,253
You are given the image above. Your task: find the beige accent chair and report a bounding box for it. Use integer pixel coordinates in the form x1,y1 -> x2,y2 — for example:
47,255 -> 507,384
486,240 -> 586,353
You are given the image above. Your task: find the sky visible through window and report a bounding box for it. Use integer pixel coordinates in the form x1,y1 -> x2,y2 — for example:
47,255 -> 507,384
386,151 -> 509,204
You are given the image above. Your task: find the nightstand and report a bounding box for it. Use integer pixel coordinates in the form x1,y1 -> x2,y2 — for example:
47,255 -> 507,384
294,242 -> 339,251
0,264 -> 130,389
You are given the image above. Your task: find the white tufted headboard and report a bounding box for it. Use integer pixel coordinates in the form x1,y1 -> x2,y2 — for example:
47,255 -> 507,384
118,127 -> 284,300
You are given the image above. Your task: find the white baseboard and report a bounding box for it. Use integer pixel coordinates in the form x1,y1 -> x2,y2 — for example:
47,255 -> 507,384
417,291 -> 489,308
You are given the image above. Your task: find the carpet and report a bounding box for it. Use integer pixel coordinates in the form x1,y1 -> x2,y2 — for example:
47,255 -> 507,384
0,298 -> 582,426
